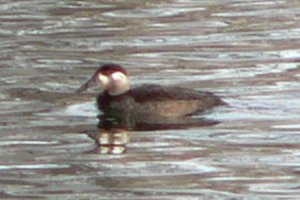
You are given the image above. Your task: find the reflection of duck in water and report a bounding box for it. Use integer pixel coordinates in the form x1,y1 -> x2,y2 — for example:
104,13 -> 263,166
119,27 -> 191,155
88,128 -> 129,154
76,64 -> 226,127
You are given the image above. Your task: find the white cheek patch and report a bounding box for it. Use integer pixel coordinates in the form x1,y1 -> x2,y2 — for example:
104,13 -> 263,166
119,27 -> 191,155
111,72 -> 126,82
98,74 -> 110,86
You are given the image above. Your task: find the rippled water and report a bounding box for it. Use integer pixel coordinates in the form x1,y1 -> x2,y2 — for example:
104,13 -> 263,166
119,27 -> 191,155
1,0 -> 300,199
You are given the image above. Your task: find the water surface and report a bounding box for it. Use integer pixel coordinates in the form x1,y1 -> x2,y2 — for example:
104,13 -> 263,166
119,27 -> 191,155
1,0 -> 300,199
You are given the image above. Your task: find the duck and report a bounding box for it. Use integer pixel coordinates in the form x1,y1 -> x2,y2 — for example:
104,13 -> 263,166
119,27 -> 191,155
76,63 -> 226,124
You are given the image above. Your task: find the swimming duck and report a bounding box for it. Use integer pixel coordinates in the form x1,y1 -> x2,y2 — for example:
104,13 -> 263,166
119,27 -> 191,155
76,64 -> 225,123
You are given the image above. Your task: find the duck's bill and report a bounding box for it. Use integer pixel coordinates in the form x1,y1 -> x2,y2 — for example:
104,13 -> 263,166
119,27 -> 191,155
75,77 -> 97,94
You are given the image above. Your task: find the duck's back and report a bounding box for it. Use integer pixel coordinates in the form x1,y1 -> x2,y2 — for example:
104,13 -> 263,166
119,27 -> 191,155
129,84 -> 218,101
97,84 -> 225,119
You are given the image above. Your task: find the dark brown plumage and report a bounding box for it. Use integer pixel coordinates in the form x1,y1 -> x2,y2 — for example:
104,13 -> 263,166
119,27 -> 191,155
97,84 -> 225,119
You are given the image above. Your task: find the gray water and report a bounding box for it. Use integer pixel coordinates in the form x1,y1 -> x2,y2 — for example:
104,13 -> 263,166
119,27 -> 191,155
1,0 -> 300,199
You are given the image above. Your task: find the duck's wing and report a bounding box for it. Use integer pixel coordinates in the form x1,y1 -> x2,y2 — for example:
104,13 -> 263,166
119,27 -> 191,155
129,84 -> 218,102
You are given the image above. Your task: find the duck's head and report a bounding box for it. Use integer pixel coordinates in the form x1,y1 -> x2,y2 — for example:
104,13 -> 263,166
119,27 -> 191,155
76,64 -> 130,95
